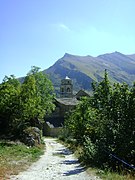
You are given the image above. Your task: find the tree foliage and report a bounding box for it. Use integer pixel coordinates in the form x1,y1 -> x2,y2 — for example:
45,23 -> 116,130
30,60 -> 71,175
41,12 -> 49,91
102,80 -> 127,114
0,67 -> 55,136
65,71 -> 135,170
0,75 -> 20,133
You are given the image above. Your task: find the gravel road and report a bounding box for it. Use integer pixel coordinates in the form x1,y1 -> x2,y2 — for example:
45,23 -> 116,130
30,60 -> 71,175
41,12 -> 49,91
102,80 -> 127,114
11,138 -> 100,180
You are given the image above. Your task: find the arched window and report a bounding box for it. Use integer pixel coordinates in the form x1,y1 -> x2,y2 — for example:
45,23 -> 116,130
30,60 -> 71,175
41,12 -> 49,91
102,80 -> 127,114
67,87 -> 71,92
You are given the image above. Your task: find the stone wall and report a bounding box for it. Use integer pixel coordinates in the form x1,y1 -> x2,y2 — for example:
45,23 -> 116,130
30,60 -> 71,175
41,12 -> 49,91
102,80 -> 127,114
43,122 -> 63,137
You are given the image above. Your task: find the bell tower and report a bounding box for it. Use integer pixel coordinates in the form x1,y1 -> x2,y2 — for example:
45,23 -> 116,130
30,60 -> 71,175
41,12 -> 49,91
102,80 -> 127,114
60,76 -> 73,98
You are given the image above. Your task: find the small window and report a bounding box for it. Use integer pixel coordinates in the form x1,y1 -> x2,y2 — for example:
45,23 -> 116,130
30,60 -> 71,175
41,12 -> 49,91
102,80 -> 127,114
67,87 -> 70,92
61,88 -> 64,92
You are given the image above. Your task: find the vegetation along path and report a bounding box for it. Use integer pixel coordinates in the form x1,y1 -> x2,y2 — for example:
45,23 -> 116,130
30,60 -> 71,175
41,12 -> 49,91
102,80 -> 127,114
11,137 -> 100,180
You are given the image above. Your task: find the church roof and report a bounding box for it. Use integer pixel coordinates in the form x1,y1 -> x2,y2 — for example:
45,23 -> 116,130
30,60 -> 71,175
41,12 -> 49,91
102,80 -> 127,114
55,97 -> 79,106
76,89 -> 90,97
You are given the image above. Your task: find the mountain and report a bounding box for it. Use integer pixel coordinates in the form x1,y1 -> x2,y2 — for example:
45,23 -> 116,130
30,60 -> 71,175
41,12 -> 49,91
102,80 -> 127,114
44,51 -> 135,94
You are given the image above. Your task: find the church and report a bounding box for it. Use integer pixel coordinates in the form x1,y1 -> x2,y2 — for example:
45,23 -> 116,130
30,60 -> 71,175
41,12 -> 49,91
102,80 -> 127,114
43,76 -> 90,136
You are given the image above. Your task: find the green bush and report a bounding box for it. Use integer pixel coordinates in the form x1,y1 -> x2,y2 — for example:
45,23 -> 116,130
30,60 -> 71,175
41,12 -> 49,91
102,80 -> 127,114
82,136 -> 97,164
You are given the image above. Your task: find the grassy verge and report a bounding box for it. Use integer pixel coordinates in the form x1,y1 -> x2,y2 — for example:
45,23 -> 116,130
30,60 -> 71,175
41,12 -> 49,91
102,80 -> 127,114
96,169 -> 135,180
0,140 -> 44,179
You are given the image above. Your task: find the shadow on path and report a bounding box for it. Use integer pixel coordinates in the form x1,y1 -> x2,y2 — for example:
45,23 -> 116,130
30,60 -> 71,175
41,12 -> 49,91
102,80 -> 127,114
62,159 -> 86,176
63,167 -> 86,176
56,148 -> 73,155
62,159 -> 79,165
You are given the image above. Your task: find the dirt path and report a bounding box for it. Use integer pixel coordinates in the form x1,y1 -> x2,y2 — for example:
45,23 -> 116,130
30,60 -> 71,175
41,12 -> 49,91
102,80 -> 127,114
11,138 -> 100,180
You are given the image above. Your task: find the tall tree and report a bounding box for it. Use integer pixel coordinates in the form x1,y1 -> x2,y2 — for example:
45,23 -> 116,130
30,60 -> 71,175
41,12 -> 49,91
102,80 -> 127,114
0,75 -> 20,133
27,66 -> 55,117
17,66 -> 55,131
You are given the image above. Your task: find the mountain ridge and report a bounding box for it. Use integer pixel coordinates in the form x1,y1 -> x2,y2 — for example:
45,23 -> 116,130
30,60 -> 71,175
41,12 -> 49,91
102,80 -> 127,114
44,51 -> 135,94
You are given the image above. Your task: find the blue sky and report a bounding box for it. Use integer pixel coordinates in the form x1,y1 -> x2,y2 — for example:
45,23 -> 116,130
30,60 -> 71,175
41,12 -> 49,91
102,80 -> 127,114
0,0 -> 135,82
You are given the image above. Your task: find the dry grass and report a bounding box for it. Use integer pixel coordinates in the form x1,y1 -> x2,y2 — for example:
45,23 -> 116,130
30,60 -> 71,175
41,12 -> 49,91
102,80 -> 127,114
93,168 -> 135,180
0,140 -> 44,179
